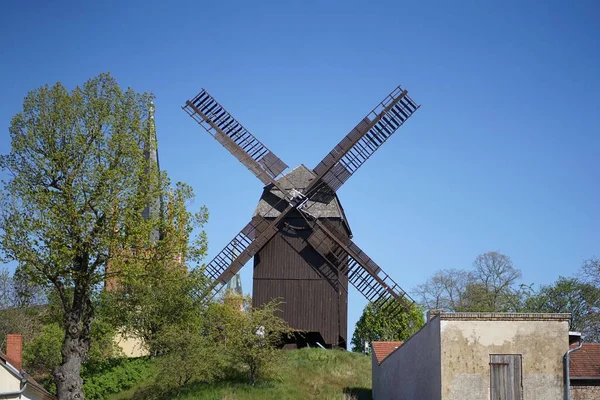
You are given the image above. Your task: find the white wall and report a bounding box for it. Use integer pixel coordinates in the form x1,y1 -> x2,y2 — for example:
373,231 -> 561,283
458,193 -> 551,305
0,365 -> 21,393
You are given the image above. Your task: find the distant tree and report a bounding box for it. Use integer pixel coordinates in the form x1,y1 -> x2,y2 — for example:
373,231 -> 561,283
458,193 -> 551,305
0,73 -> 206,399
0,267 -> 45,349
581,257 -> 600,287
471,251 -> 521,311
412,252 -> 526,312
412,269 -> 471,311
525,277 -> 600,341
351,299 -> 424,353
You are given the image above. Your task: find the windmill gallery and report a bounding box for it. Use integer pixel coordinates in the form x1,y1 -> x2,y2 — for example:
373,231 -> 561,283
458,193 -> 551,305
182,86 -> 419,349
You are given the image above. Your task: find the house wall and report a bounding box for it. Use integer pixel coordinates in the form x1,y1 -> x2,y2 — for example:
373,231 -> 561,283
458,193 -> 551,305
440,316 -> 569,400
0,365 -> 21,393
571,385 -> 600,400
114,331 -> 148,358
373,317 -> 441,400
0,366 -> 48,400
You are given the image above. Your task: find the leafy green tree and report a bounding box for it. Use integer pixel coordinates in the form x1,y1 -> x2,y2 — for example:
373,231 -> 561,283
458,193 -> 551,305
153,322 -> 226,391
525,277 -> 600,341
23,323 -> 63,378
211,294 -> 293,385
351,300 -> 424,353
101,183 -> 208,354
0,73 -> 206,399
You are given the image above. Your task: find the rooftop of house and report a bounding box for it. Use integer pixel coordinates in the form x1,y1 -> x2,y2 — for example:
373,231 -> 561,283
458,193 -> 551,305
372,341 -> 403,365
0,351 -> 55,400
570,343 -> 600,379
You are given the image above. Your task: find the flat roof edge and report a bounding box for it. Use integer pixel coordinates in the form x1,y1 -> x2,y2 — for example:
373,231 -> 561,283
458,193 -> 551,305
436,312 -> 571,322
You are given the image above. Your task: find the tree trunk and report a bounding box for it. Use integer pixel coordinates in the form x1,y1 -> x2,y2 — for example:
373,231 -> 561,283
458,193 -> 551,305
53,332 -> 86,400
53,282 -> 93,400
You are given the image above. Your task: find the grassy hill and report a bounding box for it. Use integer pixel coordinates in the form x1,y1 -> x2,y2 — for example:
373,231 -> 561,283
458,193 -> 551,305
109,348 -> 372,400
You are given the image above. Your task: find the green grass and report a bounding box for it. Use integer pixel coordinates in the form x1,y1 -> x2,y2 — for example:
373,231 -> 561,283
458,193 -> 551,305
109,348 -> 372,400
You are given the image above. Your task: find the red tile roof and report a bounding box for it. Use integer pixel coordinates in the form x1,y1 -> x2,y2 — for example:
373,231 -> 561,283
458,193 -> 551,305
372,341 -> 403,364
570,343 -> 600,378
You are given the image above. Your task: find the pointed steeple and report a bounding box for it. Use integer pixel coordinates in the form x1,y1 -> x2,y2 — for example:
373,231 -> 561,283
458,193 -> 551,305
142,99 -> 163,243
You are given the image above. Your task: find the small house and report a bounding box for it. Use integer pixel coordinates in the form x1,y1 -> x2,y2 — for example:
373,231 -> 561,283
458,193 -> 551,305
372,312 -> 571,399
0,334 -> 55,400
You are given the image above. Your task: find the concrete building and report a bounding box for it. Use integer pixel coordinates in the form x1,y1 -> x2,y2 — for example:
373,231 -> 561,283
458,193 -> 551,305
0,334 -> 55,400
372,312 -> 570,400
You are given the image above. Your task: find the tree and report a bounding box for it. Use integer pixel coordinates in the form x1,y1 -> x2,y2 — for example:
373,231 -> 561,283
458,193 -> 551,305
212,294 -> 293,385
471,251 -> 522,311
0,74 -> 206,399
525,277 -> 600,341
412,269 -> 471,311
412,252 -> 527,312
351,299 -> 424,353
0,267 -> 45,349
581,257 -> 600,287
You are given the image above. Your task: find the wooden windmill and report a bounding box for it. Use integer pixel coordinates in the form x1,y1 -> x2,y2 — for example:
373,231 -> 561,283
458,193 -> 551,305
183,86 -> 419,348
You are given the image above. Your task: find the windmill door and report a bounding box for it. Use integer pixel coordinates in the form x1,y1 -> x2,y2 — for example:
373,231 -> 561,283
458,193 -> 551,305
490,354 -> 522,400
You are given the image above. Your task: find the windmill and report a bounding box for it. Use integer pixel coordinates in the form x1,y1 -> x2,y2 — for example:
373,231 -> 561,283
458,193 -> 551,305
183,86 -> 419,348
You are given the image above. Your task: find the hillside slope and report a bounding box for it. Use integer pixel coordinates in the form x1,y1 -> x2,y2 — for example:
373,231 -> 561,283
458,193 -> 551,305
110,348 -> 372,400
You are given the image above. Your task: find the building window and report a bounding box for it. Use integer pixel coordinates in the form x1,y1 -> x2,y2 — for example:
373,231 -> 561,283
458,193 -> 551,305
490,354 -> 523,400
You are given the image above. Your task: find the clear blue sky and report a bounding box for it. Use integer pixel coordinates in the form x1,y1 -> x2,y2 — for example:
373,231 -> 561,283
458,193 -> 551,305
1,1 -> 598,340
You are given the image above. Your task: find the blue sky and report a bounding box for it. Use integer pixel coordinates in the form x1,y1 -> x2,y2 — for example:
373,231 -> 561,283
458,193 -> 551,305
1,1 -> 598,340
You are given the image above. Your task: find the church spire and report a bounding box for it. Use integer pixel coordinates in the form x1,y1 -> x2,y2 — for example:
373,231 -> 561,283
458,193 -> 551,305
142,98 -> 163,243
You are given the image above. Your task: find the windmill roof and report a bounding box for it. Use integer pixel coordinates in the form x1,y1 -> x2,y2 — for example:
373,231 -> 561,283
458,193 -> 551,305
253,165 -> 352,236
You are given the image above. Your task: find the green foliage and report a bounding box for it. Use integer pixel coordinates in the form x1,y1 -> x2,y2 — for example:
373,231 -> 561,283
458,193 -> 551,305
84,358 -> 155,400
101,182 -> 209,354
23,323 -> 63,377
351,299 -> 424,353
0,267 -> 46,348
214,295 -> 294,385
525,277 -> 600,341
23,316 -> 122,381
109,349 -> 371,400
0,73 -> 207,397
149,294 -> 293,393
153,323 -> 226,389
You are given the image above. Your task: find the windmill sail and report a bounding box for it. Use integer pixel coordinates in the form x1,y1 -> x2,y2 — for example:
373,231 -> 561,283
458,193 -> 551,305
185,85 -> 419,322
308,86 -> 419,202
307,219 -> 414,317
183,89 -> 288,185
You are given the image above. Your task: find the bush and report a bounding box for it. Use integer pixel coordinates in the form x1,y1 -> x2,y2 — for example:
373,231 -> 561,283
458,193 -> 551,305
83,358 -> 155,400
23,323 -> 63,378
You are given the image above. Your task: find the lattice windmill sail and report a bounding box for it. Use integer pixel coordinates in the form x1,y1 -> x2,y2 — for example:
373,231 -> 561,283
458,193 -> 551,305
183,85 -> 420,348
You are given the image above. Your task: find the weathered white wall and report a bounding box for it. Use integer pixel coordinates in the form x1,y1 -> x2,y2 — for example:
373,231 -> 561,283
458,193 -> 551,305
440,318 -> 569,400
373,317 -> 441,400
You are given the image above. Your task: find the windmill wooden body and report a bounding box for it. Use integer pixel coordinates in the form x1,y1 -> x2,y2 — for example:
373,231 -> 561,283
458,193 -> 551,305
183,86 -> 419,348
